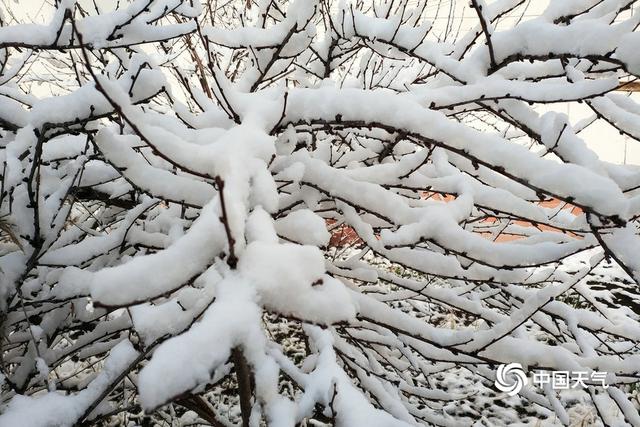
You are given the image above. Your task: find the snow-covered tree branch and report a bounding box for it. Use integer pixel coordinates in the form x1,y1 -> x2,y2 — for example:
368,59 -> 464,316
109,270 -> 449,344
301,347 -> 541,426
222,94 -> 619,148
1,0 -> 640,425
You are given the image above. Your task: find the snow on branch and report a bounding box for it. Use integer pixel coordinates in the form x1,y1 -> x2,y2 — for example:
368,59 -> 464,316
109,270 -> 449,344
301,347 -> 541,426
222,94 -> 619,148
1,0 -> 640,425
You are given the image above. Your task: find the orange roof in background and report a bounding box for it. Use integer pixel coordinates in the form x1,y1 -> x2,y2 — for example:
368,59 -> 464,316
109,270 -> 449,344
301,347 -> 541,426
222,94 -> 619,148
327,194 -> 582,247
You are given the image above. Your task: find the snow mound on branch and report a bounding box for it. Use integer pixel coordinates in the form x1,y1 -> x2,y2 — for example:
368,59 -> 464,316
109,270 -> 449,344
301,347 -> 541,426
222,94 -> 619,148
275,209 -> 331,246
617,32 -> 640,77
239,241 -> 356,324
138,276 -> 263,410
0,340 -> 138,426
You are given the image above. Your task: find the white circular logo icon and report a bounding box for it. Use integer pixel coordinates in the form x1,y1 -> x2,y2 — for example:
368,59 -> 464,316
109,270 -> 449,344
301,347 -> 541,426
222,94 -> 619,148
495,363 -> 527,396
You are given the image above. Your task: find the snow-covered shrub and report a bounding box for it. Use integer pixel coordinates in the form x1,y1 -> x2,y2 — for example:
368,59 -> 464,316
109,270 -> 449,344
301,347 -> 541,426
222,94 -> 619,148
1,0 -> 640,425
